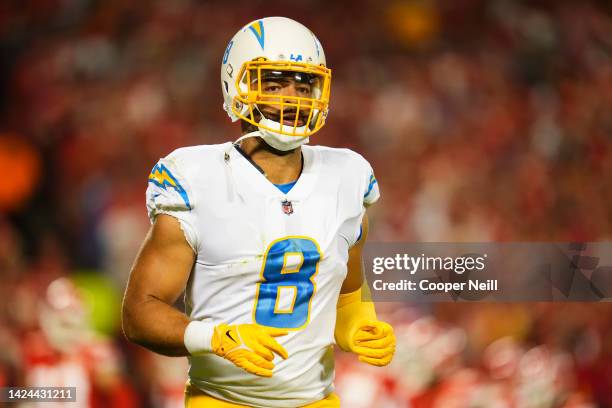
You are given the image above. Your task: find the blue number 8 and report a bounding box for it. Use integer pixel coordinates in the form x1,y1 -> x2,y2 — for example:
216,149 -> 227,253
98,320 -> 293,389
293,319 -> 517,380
254,237 -> 322,329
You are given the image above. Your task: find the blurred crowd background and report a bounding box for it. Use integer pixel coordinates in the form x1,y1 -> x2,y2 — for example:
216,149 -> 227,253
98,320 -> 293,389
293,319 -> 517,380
1,0 -> 611,406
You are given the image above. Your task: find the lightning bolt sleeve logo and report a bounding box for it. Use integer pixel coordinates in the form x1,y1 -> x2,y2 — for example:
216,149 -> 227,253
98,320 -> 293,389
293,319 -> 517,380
148,163 -> 192,210
364,173 -> 378,198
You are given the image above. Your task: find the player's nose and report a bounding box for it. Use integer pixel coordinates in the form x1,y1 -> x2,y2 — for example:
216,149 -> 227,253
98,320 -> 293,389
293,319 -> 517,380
280,82 -> 300,98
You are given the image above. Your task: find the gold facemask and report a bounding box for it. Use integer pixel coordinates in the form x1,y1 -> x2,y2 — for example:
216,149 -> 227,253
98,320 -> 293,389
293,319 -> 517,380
231,59 -> 332,137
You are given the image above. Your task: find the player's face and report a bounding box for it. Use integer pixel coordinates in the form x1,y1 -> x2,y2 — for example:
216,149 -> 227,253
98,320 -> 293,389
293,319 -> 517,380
252,71 -> 315,127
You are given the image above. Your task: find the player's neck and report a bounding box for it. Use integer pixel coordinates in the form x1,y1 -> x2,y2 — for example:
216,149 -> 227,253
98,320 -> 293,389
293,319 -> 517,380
238,138 -> 303,185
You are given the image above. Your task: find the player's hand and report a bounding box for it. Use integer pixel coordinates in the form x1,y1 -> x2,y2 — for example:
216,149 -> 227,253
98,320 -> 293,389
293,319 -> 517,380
211,323 -> 288,377
349,320 -> 395,367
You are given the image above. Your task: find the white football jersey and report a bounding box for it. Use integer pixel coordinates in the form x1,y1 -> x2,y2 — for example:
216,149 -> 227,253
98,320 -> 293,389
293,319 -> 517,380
146,142 -> 380,407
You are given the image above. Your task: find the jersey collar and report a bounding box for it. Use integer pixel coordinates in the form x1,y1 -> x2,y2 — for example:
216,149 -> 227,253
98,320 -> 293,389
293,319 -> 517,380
227,142 -> 320,201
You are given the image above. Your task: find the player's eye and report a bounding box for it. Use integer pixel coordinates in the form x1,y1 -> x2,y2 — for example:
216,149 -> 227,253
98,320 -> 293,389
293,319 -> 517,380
296,86 -> 312,95
263,83 -> 282,93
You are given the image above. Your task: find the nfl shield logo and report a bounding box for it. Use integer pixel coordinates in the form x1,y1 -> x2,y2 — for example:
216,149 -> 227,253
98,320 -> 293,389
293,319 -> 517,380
281,200 -> 293,215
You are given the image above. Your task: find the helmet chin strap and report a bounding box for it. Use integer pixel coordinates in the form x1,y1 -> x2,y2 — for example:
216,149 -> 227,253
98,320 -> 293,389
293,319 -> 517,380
232,130 -> 264,146
231,105 -> 310,152
230,128 -> 309,152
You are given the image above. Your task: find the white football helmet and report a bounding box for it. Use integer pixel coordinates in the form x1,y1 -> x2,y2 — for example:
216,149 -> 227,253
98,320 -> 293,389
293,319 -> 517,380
221,17 -> 332,150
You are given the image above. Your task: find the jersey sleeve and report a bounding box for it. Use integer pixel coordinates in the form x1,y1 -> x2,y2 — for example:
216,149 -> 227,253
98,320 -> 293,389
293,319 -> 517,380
343,152 -> 380,247
362,160 -> 380,207
146,157 -> 199,251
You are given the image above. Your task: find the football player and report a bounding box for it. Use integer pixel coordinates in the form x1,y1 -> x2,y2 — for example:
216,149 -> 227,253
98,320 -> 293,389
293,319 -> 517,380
122,17 -> 395,408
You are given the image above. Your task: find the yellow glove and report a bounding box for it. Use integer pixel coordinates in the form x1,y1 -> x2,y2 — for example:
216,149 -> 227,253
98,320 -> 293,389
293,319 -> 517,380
211,323 -> 288,377
335,286 -> 395,367
350,319 -> 395,366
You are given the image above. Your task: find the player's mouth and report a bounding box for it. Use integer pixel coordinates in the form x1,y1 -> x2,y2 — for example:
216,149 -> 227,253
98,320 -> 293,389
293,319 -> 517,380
282,116 -> 305,127
263,110 -> 307,127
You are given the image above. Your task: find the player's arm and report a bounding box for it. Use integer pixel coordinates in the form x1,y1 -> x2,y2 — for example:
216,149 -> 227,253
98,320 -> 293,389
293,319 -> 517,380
122,214 -> 288,376
122,214 -> 194,356
335,213 -> 396,366
341,213 -> 371,294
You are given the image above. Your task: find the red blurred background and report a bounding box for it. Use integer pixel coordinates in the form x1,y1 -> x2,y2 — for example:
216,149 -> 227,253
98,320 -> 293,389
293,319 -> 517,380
0,0 -> 611,406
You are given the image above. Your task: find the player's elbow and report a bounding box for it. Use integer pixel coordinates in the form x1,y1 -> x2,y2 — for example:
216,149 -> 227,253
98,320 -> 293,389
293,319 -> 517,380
121,297 -> 144,345
121,306 -> 136,343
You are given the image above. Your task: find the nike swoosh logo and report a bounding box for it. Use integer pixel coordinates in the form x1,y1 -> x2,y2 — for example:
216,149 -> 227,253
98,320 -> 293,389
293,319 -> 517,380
225,330 -> 236,343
